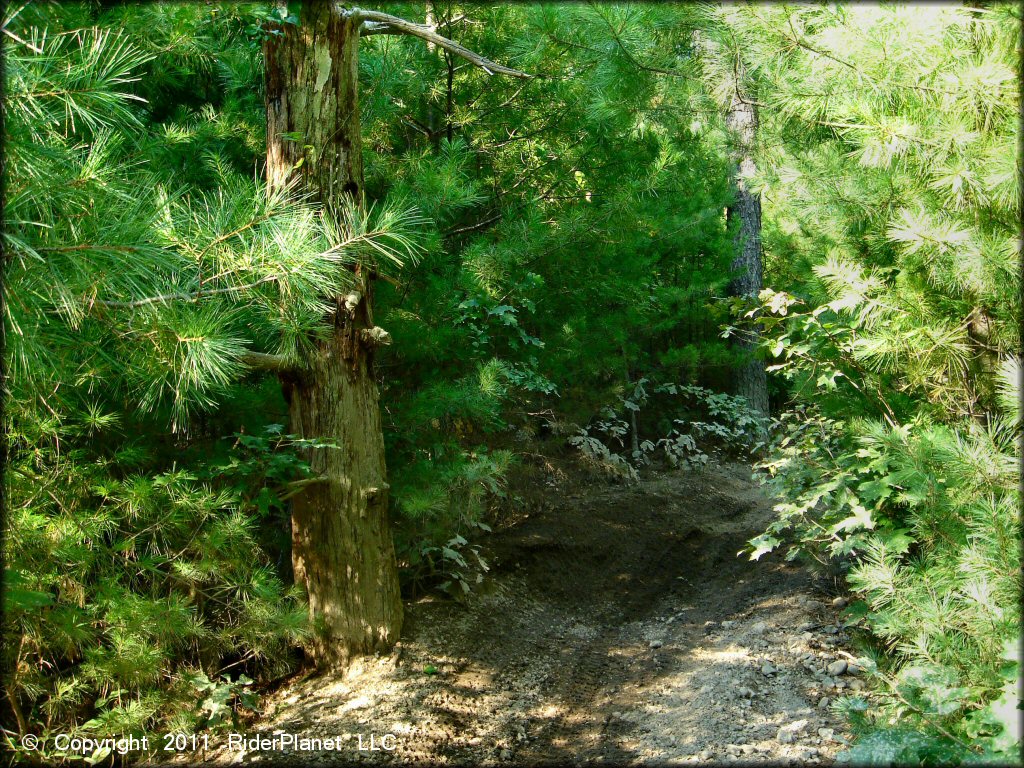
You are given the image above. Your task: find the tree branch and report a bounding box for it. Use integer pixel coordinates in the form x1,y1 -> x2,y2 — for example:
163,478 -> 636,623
241,351 -> 301,374
595,12 -> 691,80
91,275 -> 281,309
279,475 -> 330,502
445,211 -> 503,237
359,326 -> 392,347
350,8 -> 532,79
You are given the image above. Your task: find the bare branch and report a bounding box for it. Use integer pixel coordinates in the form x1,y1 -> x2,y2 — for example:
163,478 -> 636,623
91,275 -> 282,309
350,8 -> 532,79
445,211 -> 502,237
343,291 -> 362,312
241,351 -> 301,375
359,326 -> 392,347
359,21 -> 392,36
279,475 -> 330,502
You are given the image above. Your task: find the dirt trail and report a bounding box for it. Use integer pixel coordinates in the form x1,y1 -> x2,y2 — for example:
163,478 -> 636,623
202,459 -> 859,766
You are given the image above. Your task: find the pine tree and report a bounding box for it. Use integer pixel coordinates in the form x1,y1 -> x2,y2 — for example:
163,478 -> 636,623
2,1 -> 422,744
723,74 -> 769,416
732,4 -> 1021,759
259,0 -> 528,670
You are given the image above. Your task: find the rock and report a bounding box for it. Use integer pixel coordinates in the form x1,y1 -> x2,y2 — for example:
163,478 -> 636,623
817,727 -> 835,742
832,596 -> 848,609
721,620 -> 737,629
849,678 -> 866,691
818,696 -> 831,709
846,662 -> 863,676
750,621 -> 768,635
737,686 -> 755,699
777,720 -> 808,744
760,662 -> 777,676
649,640 -> 664,649
827,660 -> 848,676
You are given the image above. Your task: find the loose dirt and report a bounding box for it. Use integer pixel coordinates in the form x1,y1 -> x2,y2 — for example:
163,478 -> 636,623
198,457 -> 859,765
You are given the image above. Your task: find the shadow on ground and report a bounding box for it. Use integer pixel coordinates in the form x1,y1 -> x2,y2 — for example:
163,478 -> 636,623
198,458 -> 855,767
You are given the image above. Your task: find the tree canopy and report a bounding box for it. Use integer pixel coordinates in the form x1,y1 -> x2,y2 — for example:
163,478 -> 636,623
3,2 -> 1019,764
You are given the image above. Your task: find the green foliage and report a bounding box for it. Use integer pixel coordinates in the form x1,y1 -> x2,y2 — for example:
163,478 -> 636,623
185,671 -> 259,731
3,2 -> 419,755
569,379 -> 769,479
753,397 -> 1020,750
5,409 -> 310,758
9,3 -> 1016,765
732,4 -> 1021,761
353,1 -> 740,606
392,446 -> 513,599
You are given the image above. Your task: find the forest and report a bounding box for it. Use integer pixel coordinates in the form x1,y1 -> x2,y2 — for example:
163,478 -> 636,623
2,1 -> 1021,766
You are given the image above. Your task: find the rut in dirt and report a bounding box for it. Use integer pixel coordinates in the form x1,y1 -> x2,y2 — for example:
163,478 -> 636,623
392,461 -> 819,764
219,460 -> 853,767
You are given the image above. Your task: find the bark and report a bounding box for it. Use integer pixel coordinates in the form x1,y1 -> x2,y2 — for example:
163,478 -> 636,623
424,1 -> 441,150
445,43 -> 455,143
264,0 -> 402,670
353,8 -> 531,79
241,350 -> 297,374
725,90 -> 770,418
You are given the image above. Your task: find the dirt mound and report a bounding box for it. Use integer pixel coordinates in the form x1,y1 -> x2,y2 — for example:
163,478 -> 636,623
188,458 -> 857,766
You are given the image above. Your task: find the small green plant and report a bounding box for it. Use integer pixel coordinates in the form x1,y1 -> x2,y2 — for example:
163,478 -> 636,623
568,379 -> 768,476
412,528 -> 492,599
186,671 -> 259,731
393,448 -> 512,599
207,425 -> 339,516
568,423 -> 641,481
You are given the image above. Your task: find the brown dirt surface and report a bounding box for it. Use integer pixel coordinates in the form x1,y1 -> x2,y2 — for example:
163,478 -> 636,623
187,457 -> 860,766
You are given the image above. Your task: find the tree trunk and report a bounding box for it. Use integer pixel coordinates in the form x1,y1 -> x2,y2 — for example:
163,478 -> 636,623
264,0 -> 403,670
424,1 -> 442,151
725,91 -> 769,417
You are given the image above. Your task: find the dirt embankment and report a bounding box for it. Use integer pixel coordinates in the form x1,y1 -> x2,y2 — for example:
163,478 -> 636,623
194,457 -> 859,766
